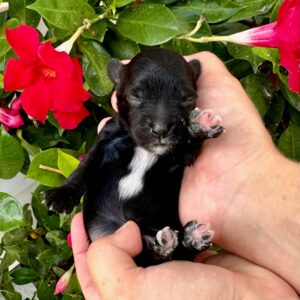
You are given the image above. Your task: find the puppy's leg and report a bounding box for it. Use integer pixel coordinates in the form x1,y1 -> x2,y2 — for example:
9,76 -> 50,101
188,108 -> 224,139
182,220 -> 214,252
143,227 -> 179,260
44,118 -> 122,214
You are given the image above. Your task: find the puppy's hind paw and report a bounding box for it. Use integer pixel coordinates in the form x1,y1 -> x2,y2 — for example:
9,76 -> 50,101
43,185 -> 81,214
182,221 -> 214,252
143,227 -> 179,260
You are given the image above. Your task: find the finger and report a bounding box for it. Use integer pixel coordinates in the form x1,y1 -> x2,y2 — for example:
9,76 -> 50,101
71,213 -> 101,300
87,221 -> 143,298
97,117 -> 112,133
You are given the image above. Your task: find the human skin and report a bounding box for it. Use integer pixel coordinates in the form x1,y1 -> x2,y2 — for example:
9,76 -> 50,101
71,51 -> 300,299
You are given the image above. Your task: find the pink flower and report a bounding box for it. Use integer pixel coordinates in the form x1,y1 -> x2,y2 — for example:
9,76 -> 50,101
226,0 -> 300,94
54,264 -> 74,295
67,233 -> 72,248
0,98 -> 23,131
4,25 -> 92,129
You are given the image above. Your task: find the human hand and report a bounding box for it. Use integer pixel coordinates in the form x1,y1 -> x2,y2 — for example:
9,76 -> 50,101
179,52 -> 300,291
71,213 -> 298,300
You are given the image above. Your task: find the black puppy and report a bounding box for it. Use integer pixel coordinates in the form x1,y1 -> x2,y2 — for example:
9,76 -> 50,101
44,48 -> 224,265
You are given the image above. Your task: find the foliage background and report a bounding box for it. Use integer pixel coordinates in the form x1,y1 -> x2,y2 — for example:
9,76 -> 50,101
0,0 -> 299,299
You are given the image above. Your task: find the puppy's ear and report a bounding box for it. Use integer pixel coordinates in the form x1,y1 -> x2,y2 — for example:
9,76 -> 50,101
107,59 -> 124,90
188,59 -> 201,80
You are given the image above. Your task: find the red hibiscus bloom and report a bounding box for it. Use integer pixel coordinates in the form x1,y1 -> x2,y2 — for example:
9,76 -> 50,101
4,25 -> 92,129
227,0 -> 300,94
0,98 -> 23,131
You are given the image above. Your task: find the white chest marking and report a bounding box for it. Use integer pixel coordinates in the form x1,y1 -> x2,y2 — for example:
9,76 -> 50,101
118,147 -> 158,200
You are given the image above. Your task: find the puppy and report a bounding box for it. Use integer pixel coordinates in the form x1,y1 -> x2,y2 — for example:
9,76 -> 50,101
44,48 -> 224,265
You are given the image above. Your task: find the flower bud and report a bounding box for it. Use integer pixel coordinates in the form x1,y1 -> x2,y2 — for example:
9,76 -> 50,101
54,264 -> 75,295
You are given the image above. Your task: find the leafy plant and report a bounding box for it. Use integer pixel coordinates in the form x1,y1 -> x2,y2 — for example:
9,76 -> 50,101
0,0 -> 299,298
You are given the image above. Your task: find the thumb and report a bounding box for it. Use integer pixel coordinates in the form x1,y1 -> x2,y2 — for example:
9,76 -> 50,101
87,221 -> 143,299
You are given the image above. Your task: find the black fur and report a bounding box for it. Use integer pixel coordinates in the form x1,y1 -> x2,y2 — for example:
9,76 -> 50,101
44,48 -> 223,265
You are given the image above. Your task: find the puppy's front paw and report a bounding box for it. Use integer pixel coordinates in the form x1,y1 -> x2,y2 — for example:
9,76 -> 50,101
43,185 -> 81,214
189,108 -> 224,138
182,220 -> 214,252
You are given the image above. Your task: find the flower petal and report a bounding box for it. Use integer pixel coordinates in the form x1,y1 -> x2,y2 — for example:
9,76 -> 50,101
0,107 -> 23,129
52,79 -> 92,112
20,78 -> 53,123
4,58 -> 38,91
53,106 -> 90,129
280,48 -> 300,94
72,58 -> 84,85
5,25 -> 40,63
276,0 -> 300,45
38,42 -> 74,78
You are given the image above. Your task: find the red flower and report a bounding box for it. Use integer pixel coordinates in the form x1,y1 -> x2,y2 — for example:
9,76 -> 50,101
4,25 -> 92,129
227,0 -> 300,94
0,98 -> 23,131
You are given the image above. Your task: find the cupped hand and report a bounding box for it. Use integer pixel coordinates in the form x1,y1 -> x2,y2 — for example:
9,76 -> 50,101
71,213 -> 298,300
179,52 -> 300,292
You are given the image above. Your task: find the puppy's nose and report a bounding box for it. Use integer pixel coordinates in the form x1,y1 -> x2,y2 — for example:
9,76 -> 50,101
151,122 -> 169,138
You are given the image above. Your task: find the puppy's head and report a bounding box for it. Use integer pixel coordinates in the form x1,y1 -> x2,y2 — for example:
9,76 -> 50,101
108,48 -> 200,155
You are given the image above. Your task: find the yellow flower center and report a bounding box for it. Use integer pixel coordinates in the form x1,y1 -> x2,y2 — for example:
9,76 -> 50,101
42,67 -> 56,78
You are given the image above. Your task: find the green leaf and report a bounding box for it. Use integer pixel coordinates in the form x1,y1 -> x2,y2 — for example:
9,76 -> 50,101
0,18 -> 19,57
164,10 -> 212,55
0,270 -> 22,300
228,0 -> 276,22
225,59 -> 252,79
46,230 -> 68,248
26,149 -> 66,187
78,39 -> 113,96
0,73 -> 3,89
227,43 -> 264,73
10,267 -> 39,285
279,75 -> 300,112
115,0 -> 134,7
22,124 -> 68,149
278,123 -> 300,161
9,0 -> 40,27
270,0 -> 283,22
57,150 -> 79,178
31,185 -> 60,230
252,47 -> 280,73
104,32 -> 140,60
240,74 -> 273,117
36,280 -> 57,300
0,253 -> 16,273
264,93 -> 285,139
37,247 -> 71,266
116,4 -> 183,45
2,227 -> 30,246
289,105 -> 300,126
81,20 -> 107,43
3,241 -> 31,265
27,0 -> 96,31
0,192 -> 25,232
16,130 -> 40,156
174,1 -> 242,24
0,126 -> 25,179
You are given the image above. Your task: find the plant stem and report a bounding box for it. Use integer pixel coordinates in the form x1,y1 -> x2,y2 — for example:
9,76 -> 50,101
183,35 -> 233,43
39,164 -> 63,175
